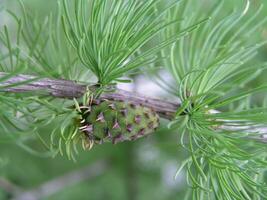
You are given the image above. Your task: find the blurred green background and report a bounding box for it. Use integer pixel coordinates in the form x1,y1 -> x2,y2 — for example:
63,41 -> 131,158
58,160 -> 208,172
0,0 -> 267,200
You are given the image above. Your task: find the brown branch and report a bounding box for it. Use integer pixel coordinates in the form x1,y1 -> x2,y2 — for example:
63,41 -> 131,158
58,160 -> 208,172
0,72 -> 179,119
12,160 -> 109,200
1,72 -> 267,140
0,177 -> 22,195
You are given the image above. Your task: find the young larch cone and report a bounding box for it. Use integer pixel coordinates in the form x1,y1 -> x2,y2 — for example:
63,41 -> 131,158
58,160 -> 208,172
78,99 -> 160,145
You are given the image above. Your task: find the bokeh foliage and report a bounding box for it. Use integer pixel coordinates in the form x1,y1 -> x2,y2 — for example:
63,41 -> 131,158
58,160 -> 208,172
0,0 -> 267,200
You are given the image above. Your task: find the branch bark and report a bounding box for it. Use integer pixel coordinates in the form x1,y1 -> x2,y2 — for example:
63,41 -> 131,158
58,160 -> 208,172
0,72 -> 179,119
1,72 -> 267,139
0,72 -> 267,142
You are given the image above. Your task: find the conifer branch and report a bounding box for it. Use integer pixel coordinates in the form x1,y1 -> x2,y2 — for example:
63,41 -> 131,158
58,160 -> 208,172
0,72 -> 178,119
1,72 -> 267,141
1,1 -> 266,198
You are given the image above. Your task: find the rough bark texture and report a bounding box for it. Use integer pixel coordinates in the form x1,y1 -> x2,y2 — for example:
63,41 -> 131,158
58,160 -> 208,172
0,72 -> 179,119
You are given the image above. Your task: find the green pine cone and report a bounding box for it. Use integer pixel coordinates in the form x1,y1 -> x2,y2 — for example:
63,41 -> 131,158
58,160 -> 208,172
78,99 -> 160,144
